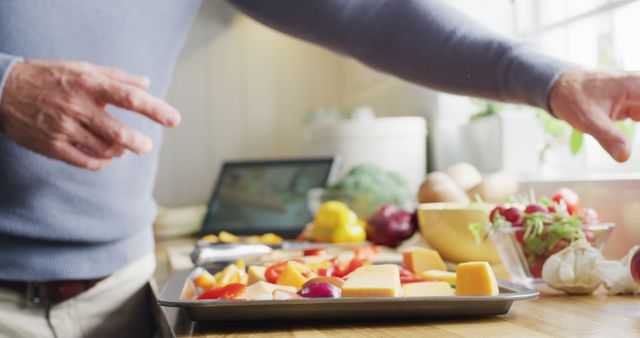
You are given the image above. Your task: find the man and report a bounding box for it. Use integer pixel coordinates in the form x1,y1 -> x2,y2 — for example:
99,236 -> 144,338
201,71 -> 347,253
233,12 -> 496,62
0,0 -> 636,337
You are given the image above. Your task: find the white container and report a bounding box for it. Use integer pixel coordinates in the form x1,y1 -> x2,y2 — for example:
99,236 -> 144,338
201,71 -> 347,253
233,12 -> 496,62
302,115 -> 427,192
462,111 -> 544,175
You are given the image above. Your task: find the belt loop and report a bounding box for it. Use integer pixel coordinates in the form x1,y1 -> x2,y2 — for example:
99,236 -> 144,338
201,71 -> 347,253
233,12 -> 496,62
25,282 -> 41,307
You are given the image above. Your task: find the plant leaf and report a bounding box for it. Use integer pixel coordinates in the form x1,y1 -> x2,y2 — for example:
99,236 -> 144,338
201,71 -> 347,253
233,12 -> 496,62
468,222 -> 483,246
570,129 -> 584,155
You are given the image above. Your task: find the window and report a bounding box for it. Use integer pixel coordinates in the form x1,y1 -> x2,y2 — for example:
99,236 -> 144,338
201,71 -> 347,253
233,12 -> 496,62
513,0 -> 640,174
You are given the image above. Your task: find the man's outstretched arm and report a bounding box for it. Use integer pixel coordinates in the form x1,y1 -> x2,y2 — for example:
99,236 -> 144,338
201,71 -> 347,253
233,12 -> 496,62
229,0 -> 567,111
229,0 -> 637,162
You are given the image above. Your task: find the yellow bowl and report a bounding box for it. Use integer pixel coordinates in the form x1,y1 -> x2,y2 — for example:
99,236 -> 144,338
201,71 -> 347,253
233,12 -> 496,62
417,203 -> 501,263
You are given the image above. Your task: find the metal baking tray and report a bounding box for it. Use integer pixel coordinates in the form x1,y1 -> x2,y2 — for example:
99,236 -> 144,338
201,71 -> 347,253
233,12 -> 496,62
158,270 -> 539,322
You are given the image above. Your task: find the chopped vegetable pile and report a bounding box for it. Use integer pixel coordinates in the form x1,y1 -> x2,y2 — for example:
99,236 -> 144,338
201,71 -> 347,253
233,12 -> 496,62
188,247 -> 500,301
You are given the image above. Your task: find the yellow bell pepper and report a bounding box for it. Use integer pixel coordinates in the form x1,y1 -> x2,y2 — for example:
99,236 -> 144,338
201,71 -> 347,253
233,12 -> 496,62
313,201 -> 357,228
331,223 -> 366,243
312,201 -> 366,243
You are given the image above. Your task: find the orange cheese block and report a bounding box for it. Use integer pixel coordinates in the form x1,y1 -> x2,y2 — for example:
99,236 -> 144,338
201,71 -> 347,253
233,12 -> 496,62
421,270 -> 457,286
402,248 -> 447,274
342,265 -> 401,297
403,281 -> 454,297
455,261 -> 499,296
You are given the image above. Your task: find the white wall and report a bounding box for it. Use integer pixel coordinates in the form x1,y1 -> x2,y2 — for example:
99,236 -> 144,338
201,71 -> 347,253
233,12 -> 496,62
155,2 -> 344,206
155,0 -> 515,206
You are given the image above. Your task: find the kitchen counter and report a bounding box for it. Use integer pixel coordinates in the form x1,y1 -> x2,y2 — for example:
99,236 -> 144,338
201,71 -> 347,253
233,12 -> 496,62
152,238 -> 640,338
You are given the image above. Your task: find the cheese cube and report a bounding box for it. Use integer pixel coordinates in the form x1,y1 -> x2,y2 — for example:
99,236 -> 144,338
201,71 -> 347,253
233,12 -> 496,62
402,248 -> 447,274
247,265 -> 266,285
214,264 -> 245,286
240,281 -> 296,300
403,282 -> 454,297
276,262 -> 310,290
455,261 -> 499,296
342,265 -> 401,297
192,269 -> 217,290
421,270 -> 457,286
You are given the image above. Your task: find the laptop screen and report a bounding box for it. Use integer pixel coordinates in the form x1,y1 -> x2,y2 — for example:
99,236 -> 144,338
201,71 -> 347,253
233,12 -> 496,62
199,158 -> 336,238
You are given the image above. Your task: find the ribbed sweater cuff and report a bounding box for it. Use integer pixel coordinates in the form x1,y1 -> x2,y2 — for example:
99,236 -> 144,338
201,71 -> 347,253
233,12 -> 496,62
0,53 -> 23,109
506,44 -> 572,114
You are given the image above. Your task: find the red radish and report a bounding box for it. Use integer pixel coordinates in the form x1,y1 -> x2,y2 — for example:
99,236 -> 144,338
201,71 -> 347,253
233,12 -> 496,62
529,256 -> 546,278
524,204 -> 547,214
548,239 -> 571,255
551,188 -> 580,215
503,207 -> 523,227
490,206 -> 506,222
514,228 -> 525,244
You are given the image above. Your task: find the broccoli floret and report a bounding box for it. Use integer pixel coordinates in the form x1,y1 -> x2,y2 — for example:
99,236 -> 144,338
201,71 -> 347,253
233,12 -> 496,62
325,163 -> 413,218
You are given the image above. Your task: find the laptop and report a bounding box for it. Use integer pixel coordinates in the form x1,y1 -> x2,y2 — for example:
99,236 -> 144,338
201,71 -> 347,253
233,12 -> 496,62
199,157 -> 338,239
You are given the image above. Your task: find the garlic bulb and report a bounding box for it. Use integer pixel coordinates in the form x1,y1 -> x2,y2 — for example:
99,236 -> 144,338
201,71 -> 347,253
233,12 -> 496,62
542,239 -> 603,294
593,245 -> 640,295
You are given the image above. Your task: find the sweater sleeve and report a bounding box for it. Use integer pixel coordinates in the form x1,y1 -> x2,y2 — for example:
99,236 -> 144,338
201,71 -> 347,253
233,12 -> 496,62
0,53 -> 22,108
227,0 -> 570,112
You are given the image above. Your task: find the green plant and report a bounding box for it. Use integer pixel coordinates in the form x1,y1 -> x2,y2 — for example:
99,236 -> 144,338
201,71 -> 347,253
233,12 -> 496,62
537,110 -> 636,157
469,102 -> 502,122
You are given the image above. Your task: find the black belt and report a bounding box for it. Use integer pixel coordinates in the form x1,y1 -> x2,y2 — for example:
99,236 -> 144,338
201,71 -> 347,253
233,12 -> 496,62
0,278 -> 105,305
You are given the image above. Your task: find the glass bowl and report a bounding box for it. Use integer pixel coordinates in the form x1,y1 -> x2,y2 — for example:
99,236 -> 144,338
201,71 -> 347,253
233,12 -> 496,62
490,223 -> 615,287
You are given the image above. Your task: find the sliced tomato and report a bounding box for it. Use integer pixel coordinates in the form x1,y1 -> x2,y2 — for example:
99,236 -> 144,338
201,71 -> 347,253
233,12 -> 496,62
196,287 -> 225,300
317,267 -> 335,277
318,256 -> 341,277
219,283 -> 247,300
197,283 -> 247,300
265,259 -> 306,283
303,248 -> 327,256
400,276 -> 425,284
354,246 -> 380,260
399,267 -> 415,278
334,258 -> 366,278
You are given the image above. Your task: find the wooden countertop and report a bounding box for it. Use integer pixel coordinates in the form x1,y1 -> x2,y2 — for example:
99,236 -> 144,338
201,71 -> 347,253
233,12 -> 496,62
152,238 -> 640,338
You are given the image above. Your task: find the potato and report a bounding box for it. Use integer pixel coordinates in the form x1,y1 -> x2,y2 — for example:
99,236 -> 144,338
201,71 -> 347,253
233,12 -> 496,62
446,162 -> 482,192
418,172 -> 470,204
468,171 -> 518,203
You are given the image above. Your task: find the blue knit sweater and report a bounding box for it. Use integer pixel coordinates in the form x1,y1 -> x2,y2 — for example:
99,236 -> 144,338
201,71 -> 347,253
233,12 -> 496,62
0,0 -> 568,281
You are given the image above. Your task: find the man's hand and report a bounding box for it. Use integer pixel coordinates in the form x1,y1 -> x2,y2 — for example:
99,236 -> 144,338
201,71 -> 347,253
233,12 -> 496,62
0,60 -> 181,170
549,69 -> 640,162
